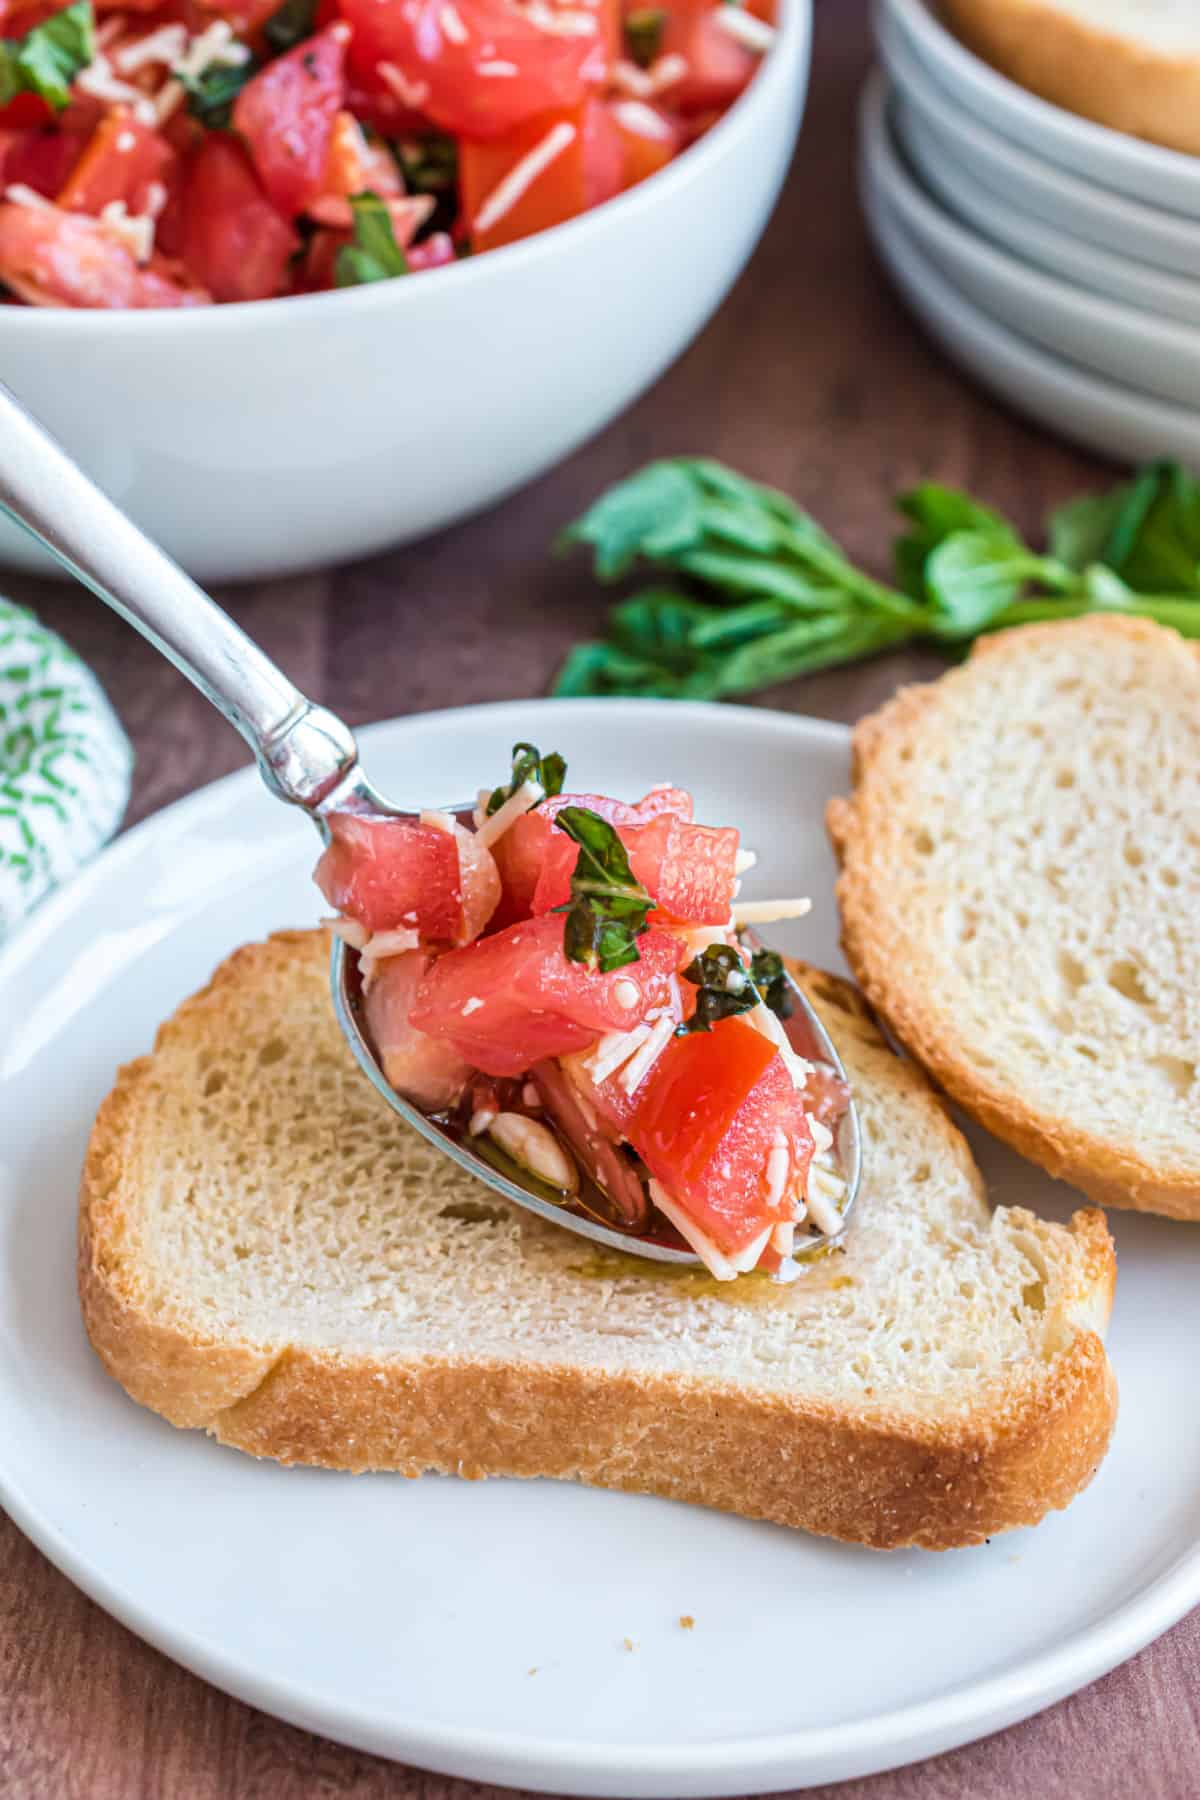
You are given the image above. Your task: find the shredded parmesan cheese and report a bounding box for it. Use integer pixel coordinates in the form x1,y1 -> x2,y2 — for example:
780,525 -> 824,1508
438,2 -> 469,41
805,1165 -> 847,1236
618,1010 -> 676,1095
612,52 -> 687,98
516,0 -> 598,33
478,58 -> 519,74
4,184 -> 53,211
650,1181 -> 771,1280
75,56 -> 158,125
420,809 -> 458,835
323,915 -> 369,950
99,199 -> 154,264
807,1113 -> 833,1156
377,61 -> 431,109
583,1023 -> 652,1087
610,97 -> 673,138
473,778 -> 544,850
473,121 -> 576,234
712,5 -> 775,52
733,897 -> 813,924
763,1129 -> 790,1212
114,24 -> 187,72
174,20 -> 251,81
734,848 -> 758,875
469,1106 -> 498,1136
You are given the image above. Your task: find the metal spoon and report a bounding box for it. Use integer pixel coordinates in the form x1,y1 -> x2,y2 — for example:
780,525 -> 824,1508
0,380 -> 860,1269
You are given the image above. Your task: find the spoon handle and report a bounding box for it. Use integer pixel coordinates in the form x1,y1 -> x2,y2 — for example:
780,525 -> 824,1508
0,380 -> 360,815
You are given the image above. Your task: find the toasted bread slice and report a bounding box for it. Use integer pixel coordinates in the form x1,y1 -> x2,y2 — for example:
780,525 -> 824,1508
78,929 -> 1116,1550
938,0 -> 1200,157
829,616 -> 1200,1220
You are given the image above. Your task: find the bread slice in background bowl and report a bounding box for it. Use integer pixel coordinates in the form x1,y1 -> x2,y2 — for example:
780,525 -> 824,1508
78,929 -> 1116,1551
938,0 -> 1200,157
829,615 -> 1200,1220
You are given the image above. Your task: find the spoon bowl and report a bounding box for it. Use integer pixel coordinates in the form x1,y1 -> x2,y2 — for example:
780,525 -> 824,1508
0,377 -> 860,1271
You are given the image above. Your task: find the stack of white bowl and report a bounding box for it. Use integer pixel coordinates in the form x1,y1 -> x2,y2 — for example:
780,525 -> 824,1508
864,0 -> 1200,465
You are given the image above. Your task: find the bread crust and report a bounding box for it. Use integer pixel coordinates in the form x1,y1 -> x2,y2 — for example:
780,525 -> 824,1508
829,616 -> 1200,1222
938,0 -> 1200,158
78,931 -> 1118,1552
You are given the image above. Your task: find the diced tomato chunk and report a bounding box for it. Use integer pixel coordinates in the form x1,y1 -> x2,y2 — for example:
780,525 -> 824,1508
315,813 -> 464,939
341,0 -> 604,139
364,950 -> 472,1109
657,0 -> 757,114
179,135 -> 298,302
232,23 -> 348,217
409,914 -> 687,1078
58,111 -> 174,216
630,1019 -> 811,1254
608,96 -> 680,189
0,197 -> 207,307
490,786 -> 692,930
0,123 -> 88,197
533,810 -> 738,924
459,101 -> 600,255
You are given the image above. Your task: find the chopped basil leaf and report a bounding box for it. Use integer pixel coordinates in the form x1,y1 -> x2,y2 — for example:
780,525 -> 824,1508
335,190 -> 409,287
624,6 -> 665,67
749,947 -> 794,1020
263,0 -> 317,52
179,55 -> 255,128
677,943 -> 760,1033
486,742 -> 567,816
0,0 -> 94,114
395,132 -> 458,193
553,805 -> 652,972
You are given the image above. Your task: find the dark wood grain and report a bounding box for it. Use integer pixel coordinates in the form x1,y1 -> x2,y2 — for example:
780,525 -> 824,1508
2,2 -> 1191,1796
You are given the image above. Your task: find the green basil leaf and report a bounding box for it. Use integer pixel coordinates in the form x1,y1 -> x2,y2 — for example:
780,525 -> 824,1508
0,0 -> 94,113
553,805 -> 652,971
180,56 -> 255,128
624,5 -> 665,66
263,0 -> 318,52
486,742 -> 566,815
335,190 -> 408,287
395,132 -> 458,193
923,530 -> 1073,639
677,943 -> 760,1033
893,483 -> 1020,600
749,946 -> 794,1020
560,462 -> 706,580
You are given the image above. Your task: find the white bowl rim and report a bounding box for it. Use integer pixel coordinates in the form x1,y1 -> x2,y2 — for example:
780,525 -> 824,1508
880,12 -> 1200,248
0,0 -> 809,339
894,88 -> 1200,318
886,0 -> 1200,200
865,75 -> 1200,362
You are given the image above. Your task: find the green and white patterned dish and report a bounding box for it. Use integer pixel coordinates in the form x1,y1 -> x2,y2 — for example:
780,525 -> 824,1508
0,598 -> 132,941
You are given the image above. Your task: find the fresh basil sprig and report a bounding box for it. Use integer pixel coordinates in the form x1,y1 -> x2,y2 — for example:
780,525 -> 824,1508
555,458 -> 1200,700
553,805 -> 652,972
335,191 -> 408,287
487,742 -> 566,815
0,0 -> 94,113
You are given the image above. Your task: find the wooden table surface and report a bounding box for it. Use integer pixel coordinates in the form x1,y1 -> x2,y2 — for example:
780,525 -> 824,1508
3,3 -> 1197,1794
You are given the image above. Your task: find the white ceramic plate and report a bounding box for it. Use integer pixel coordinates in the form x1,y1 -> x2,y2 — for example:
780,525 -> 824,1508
894,92 -> 1200,331
862,76 -> 1200,409
879,17 -> 1200,284
883,0 -> 1200,220
4,698 -> 1200,1796
862,106 -> 1200,470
